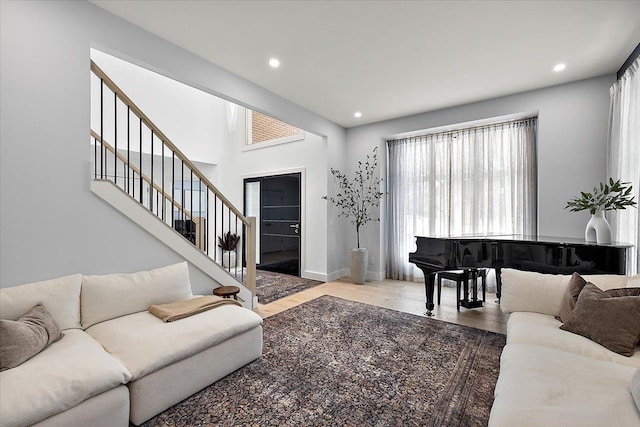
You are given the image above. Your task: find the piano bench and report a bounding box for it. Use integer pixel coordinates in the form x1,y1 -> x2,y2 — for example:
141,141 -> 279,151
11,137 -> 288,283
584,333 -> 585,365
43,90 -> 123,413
437,269 -> 487,311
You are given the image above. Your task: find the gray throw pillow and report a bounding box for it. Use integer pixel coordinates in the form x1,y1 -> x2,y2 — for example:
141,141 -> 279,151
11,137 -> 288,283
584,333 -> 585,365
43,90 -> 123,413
560,284 -> 640,356
558,272 -> 588,323
0,304 -> 64,371
631,367 -> 640,412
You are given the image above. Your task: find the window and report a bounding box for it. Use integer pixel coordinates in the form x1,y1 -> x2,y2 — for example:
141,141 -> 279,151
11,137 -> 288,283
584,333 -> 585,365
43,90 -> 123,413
245,110 -> 304,148
387,116 -> 538,281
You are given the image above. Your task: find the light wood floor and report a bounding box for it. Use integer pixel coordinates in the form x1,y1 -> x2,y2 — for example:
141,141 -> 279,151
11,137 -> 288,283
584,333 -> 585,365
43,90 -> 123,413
254,277 -> 508,335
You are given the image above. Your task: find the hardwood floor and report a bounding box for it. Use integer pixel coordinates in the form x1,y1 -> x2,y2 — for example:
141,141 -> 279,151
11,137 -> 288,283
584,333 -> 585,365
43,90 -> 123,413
254,277 -> 508,335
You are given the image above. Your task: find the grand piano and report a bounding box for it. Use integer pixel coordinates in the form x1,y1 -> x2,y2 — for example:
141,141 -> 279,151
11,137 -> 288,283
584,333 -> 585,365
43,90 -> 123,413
409,235 -> 630,316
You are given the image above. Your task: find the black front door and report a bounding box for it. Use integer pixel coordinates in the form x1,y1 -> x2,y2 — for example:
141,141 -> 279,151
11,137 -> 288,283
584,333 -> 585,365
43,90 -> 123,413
244,173 -> 301,276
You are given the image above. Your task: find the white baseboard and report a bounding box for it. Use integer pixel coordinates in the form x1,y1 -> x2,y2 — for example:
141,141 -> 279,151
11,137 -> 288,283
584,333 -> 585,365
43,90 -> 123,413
302,270 -> 329,282
324,268 -> 386,283
367,269 -> 387,281
326,268 -> 350,282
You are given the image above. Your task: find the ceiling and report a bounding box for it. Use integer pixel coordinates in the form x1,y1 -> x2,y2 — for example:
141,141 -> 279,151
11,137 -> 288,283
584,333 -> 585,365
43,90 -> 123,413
90,0 -> 640,128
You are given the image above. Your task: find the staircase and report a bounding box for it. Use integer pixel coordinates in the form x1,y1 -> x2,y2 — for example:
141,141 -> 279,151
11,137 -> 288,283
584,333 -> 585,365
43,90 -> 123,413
90,61 -> 256,307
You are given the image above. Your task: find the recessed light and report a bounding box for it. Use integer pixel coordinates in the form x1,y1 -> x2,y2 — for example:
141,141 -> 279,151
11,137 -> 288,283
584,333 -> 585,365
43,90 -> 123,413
553,63 -> 566,72
354,111 -> 362,118
269,58 -> 280,68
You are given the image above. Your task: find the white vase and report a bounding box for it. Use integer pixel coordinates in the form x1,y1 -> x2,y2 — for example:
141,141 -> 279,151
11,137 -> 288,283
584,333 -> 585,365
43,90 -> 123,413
350,248 -> 368,285
222,250 -> 237,268
585,210 -> 612,245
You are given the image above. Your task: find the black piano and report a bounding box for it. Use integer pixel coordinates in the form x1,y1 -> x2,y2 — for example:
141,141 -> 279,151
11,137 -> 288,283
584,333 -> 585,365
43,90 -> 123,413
409,235 -> 630,316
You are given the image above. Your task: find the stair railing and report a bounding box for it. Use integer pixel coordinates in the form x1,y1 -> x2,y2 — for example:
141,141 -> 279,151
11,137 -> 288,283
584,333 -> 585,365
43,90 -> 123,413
90,60 -> 256,296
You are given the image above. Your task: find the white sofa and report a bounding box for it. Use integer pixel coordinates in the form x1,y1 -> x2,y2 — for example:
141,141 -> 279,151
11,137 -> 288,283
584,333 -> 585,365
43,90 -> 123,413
489,268 -> 640,426
0,262 -> 263,427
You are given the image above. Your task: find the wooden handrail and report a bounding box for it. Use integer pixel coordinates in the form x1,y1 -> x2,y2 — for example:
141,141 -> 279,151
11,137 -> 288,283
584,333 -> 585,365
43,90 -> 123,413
91,130 -> 195,222
91,60 -> 248,226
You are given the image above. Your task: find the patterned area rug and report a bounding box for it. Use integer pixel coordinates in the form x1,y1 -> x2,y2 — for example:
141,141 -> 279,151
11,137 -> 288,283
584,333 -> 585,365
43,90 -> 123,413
235,269 -> 323,304
142,296 -> 506,427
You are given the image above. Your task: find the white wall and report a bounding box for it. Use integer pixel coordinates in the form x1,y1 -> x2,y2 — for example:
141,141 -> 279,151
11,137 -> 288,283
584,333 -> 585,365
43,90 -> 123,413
346,75 -> 614,279
217,114 -> 329,281
0,1 -> 346,288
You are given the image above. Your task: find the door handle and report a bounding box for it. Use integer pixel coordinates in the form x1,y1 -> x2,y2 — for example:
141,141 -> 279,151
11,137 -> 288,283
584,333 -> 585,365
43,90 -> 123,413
289,224 -> 300,234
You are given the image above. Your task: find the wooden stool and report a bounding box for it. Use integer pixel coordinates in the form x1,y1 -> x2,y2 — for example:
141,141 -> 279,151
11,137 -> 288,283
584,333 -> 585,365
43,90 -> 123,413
437,269 -> 486,311
213,285 -> 240,300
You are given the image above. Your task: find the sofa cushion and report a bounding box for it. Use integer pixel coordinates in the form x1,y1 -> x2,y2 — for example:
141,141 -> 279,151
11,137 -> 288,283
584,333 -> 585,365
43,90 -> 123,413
81,262 -> 193,328
558,272 -> 587,323
489,344 -> 639,427
0,304 -> 63,371
0,274 -> 81,330
560,283 -> 640,356
0,329 -> 131,427
86,304 -> 262,379
507,312 -> 640,367
500,269 -> 630,316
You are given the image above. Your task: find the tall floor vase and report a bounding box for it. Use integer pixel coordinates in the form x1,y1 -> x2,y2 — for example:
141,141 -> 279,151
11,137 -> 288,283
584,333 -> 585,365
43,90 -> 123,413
585,210 -> 612,245
350,248 -> 368,285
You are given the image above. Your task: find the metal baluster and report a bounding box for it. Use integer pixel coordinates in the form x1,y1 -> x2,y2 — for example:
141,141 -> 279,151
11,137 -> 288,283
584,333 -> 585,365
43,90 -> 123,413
206,188 -> 209,256
214,194 -> 217,262
190,169 -> 194,247
198,177 -> 202,250
127,106 -> 130,194
172,152 -> 175,230
114,92 -> 117,186
181,160 -> 184,225
100,80 -> 103,179
161,142 -> 165,222
139,118 -> 143,204
94,137 -> 97,179
150,129 -> 154,213
242,221 -> 245,282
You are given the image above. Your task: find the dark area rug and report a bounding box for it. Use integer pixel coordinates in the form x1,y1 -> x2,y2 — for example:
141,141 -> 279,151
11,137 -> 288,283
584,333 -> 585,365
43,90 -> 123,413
142,296 -> 506,427
255,269 -> 323,304
235,269 -> 323,304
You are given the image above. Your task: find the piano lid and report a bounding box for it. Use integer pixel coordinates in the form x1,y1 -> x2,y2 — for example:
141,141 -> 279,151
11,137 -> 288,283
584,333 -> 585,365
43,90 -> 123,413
413,234 -> 632,248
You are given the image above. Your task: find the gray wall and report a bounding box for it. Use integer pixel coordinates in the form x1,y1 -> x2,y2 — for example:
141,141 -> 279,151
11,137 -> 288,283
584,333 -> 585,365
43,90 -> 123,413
346,75 -> 614,279
0,1 -> 346,288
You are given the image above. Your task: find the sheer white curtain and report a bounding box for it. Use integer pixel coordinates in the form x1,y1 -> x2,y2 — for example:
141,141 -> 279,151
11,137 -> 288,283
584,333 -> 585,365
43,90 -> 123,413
608,57 -> 640,274
387,117 -> 537,281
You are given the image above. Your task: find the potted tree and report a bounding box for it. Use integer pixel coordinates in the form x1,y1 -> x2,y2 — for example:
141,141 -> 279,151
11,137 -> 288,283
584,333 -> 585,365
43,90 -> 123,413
324,147 -> 385,284
218,231 -> 240,268
565,178 -> 636,244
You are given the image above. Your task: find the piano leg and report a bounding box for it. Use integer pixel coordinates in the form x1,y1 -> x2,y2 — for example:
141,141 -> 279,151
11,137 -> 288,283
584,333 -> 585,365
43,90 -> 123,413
424,272 -> 436,317
495,267 -> 503,302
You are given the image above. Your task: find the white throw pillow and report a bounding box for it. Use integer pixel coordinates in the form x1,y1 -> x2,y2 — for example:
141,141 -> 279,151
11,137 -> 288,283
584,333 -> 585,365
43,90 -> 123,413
81,262 -> 193,328
0,274 -> 82,330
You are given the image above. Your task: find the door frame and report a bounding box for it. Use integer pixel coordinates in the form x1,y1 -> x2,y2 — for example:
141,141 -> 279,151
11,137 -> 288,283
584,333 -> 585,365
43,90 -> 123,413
242,167 -> 307,278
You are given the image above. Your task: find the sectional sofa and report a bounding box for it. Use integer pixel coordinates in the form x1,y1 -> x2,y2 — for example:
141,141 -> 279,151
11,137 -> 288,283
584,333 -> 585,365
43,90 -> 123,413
0,262 -> 263,427
489,268 -> 640,426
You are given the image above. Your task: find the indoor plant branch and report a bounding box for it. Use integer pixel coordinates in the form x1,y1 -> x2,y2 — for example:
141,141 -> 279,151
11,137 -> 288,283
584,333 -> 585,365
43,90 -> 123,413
324,147 -> 385,248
